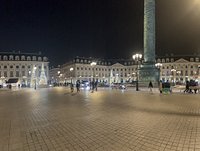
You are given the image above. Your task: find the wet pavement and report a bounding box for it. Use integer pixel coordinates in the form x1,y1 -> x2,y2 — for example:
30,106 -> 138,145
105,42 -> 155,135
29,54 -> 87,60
0,87 -> 200,151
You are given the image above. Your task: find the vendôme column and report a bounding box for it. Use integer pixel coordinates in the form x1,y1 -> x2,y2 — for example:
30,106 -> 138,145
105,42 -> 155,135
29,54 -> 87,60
139,0 -> 159,85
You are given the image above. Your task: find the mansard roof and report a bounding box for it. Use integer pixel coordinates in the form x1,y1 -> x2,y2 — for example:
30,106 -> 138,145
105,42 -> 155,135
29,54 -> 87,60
0,51 -> 48,62
72,56 -> 137,66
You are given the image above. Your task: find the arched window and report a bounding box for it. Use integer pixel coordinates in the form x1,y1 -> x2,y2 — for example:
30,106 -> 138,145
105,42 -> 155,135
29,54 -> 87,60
190,58 -> 194,62
38,57 -> 42,61
15,56 -> 20,61
3,56 -> 8,60
43,57 -> 48,61
9,55 -> 14,60
32,56 -> 36,61
21,55 -> 25,61
27,56 -> 31,61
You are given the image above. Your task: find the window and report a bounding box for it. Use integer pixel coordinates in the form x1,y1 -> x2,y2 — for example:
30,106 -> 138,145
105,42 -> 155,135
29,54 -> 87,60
4,71 -> 7,77
15,56 -> 20,60
3,56 -> 8,60
22,66 -> 25,69
4,66 -> 7,69
38,57 -> 42,61
27,56 -> 31,61
22,71 -> 25,76
9,55 -> 14,60
77,67 -> 79,70
190,58 -> 194,62
32,56 -> 36,61
21,56 -> 25,61
10,71 -> 13,77
16,66 -> 19,69
16,71 -> 19,77
10,66 -> 13,69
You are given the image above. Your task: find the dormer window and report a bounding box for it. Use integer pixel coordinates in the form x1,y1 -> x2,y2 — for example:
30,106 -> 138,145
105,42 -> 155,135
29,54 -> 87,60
3,56 -> 8,61
21,55 -> 25,61
15,56 -> 20,61
27,56 -> 31,61
43,57 -> 48,61
9,55 -> 14,60
190,58 -> 194,62
38,57 -> 42,61
32,56 -> 36,61
166,58 -> 169,62
171,58 -> 174,62
195,58 -> 199,62
162,59 -> 165,63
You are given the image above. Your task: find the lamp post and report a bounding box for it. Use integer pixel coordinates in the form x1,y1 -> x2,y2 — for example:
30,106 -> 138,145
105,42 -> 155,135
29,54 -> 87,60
90,62 -> 97,92
34,66 -> 37,90
90,62 -> 97,82
155,63 -> 163,82
70,67 -> 74,84
57,71 -> 60,86
171,69 -> 176,84
133,53 -> 142,91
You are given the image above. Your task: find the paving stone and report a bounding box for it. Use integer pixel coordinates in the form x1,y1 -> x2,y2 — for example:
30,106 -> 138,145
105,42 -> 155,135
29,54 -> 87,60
1,88 -> 200,150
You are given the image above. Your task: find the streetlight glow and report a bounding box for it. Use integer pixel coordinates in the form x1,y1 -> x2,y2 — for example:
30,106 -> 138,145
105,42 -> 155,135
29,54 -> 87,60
133,53 -> 142,91
90,62 -> 97,66
70,68 -> 73,71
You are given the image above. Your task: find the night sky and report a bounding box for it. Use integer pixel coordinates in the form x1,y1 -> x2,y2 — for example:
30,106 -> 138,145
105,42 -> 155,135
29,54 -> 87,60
0,0 -> 200,66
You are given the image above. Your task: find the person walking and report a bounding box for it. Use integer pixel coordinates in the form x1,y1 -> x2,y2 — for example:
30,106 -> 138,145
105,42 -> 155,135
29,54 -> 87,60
70,83 -> 74,93
148,81 -> 153,92
159,80 -> 163,94
76,80 -> 80,93
184,81 -> 190,93
95,80 -> 98,91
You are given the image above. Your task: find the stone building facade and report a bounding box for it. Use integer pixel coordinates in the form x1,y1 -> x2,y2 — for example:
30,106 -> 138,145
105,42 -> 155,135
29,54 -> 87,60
0,52 -> 49,87
50,55 -> 200,85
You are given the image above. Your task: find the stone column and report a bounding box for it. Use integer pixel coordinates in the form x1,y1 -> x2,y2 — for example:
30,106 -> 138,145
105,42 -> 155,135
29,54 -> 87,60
139,0 -> 159,86
144,0 -> 155,64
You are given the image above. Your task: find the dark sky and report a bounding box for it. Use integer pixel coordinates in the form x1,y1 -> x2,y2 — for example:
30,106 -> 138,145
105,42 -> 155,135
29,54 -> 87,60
0,0 -> 200,66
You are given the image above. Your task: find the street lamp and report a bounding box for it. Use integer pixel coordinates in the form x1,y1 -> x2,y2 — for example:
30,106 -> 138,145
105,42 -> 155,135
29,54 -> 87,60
70,67 -> 74,84
155,63 -> 163,81
132,53 -> 142,91
34,66 -> 37,90
90,62 -> 97,82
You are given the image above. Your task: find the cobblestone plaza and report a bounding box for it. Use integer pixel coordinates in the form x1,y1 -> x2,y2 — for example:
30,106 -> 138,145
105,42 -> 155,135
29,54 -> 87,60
1,88 -> 200,151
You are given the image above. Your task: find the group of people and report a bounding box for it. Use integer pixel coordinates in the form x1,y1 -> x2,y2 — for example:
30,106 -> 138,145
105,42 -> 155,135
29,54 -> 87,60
184,80 -> 199,94
70,80 -> 81,93
70,80 -> 98,93
90,80 -> 98,92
